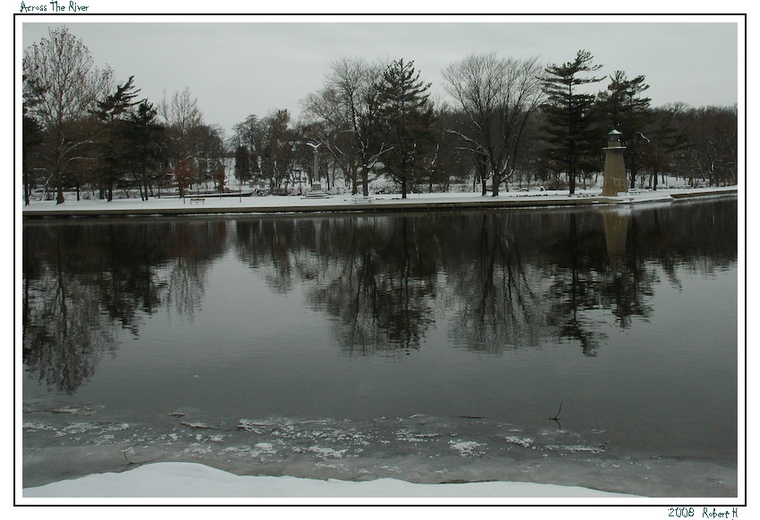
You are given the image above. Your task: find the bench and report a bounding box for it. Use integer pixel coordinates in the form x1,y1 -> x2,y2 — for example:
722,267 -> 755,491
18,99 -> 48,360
188,197 -> 205,204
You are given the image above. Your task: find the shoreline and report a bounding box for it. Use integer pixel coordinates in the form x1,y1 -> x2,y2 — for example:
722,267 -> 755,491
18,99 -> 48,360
22,461 -> 644,500
20,186 -> 738,218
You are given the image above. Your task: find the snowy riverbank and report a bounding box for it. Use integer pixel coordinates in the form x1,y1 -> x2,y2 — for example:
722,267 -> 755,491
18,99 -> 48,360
20,185 -> 738,218
22,461 -> 641,503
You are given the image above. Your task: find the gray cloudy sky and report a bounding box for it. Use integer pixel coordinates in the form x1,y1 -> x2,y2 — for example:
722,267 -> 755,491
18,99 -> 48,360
21,16 -> 740,135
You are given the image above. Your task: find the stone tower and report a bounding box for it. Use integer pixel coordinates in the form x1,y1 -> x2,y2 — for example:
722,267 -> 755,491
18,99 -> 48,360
601,129 -> 627,196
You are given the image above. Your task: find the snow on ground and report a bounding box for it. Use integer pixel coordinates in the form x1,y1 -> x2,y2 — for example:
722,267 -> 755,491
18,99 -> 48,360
22,461 -> 641,503
21,187 -> 600,213
20,185 -> 739,217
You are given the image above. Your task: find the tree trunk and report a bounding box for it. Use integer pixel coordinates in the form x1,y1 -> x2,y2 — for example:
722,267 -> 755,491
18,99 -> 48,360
56,178 -> 64,204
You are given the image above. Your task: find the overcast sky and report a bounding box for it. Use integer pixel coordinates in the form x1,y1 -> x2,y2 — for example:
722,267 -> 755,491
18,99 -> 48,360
20,14 -> 740,136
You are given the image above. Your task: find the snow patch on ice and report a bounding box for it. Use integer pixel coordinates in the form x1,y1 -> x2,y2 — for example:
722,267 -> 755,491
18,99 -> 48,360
395,429 -> 441,443
56,422 -> 130,436
504,436 -> 534,448
307,446 -> 348,459
252,442 -> 277,456
23,422 -> 56,432
448,440 -> 485,457
544,444 -> 605,454
183,443 -> 212,455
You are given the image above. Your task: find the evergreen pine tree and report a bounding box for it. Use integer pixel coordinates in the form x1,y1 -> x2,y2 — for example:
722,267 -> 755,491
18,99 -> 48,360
91,76 -> 141,201
541,50 -> 604,194
125,99 -> 164,200
598,71 -> 652,188
234,145 -> 252,184
377,59 -> 436,198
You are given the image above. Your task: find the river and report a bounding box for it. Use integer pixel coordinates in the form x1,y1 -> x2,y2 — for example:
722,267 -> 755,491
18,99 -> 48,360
21,197 -> 739,497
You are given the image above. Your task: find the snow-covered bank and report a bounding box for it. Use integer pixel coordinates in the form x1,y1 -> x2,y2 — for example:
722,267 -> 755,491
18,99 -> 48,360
23,461 -> 640,503
20,186 -> 738,218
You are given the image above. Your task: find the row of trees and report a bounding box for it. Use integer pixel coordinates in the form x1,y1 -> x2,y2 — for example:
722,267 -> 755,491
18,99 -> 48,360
22,27 -> 738,205
233,50 -> 737,199
23,27 -> 228,205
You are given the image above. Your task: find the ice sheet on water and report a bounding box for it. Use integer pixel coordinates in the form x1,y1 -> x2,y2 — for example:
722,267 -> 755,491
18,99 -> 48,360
22,410 -> 737,497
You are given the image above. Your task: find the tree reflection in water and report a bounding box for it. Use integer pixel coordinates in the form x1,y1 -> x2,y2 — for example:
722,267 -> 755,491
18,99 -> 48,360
22,219 -> 226,392
23,198 -> 737,392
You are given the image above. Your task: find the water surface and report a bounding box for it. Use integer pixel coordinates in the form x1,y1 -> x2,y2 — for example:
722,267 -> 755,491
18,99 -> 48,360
22,198 -> 739,496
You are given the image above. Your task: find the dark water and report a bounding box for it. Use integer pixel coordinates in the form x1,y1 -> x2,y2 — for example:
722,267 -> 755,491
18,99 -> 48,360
21,198 -> 739,497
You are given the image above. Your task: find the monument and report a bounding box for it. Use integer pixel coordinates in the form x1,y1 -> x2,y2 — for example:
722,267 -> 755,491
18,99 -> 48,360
601,129 -> 628,196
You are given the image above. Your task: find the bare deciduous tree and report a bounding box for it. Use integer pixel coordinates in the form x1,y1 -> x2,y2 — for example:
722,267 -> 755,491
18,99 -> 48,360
442,53 -> 544,196
160,87 -> 204,138
23,26 -> 113,204
158,88 -> 227,194
302,57 -> 390,196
